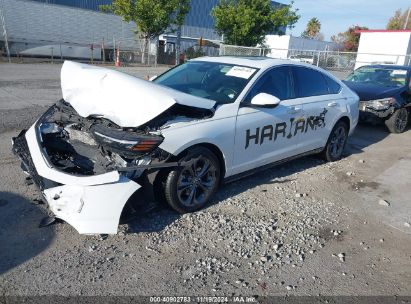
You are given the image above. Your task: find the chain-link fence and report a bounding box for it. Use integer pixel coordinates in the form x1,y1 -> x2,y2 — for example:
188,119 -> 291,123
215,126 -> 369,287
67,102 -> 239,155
220,43 -> 411,77
219,44 -> 264,57
113,37 -> 155,66
111,37 -> 220,66
1,37 -> 151,65
1,35 -> 221,66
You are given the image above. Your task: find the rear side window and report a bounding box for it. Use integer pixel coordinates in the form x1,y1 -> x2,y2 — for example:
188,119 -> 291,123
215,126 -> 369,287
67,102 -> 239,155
247,66 -> 294,101
292,67 -> 329,97
324,74 -> 342,94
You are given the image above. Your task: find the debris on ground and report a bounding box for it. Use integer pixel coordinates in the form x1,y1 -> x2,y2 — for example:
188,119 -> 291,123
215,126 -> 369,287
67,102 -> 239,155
378,199 -> 390,207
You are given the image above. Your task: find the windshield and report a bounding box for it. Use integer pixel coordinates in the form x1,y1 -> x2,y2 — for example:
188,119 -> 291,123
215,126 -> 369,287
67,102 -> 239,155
153,61 -> 258,104
346,67 -> 408,87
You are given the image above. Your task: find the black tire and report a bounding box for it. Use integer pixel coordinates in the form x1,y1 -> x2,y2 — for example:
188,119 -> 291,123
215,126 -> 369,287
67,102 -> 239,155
322,120 -> 349,162
153,169 -> 170,206
164,147 -> 221,214
385,108 -> 409,133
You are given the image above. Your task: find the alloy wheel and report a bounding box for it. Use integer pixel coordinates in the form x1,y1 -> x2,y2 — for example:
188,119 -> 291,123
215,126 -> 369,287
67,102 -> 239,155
395,108 -> 408,133
176,156 -> 218,207
329,125 -> 347,159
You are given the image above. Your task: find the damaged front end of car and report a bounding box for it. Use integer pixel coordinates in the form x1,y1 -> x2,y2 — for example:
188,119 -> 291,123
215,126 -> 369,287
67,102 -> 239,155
12,100 -> 170,234
11,62 -> 216,235
359,98 -> 397,122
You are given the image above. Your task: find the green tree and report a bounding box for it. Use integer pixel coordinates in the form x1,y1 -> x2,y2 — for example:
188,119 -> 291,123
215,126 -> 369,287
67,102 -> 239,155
101,0 -> 190,63
301,17 -> 323,40
331,25 -> 368,52
386,8 -> 411,30
212,0 -> 299,47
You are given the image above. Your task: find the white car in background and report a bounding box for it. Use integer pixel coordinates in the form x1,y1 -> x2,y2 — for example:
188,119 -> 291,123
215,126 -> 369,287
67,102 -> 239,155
288,54 -> 315,65
12,57 -> 359,234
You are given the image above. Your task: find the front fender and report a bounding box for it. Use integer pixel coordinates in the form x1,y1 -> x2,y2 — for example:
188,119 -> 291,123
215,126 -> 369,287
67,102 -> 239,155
158,117 -> 236,176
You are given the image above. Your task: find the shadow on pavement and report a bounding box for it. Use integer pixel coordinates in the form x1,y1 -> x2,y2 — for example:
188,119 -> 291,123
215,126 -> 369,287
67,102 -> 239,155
0,192 -> 55,274
126,208 -> 181,234
126,124 -> 397,234
345,123 -> 391,155
126,155 -> 325,234
215,124 -> 397,205
124,186 -> 182,234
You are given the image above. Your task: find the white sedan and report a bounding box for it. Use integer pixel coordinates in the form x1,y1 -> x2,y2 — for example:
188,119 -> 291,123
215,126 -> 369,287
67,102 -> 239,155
12,57 -> 359,234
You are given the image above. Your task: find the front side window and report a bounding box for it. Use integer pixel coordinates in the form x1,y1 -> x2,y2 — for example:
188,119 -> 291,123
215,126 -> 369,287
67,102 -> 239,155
293,66 -> 329,98
245,66 -> 294,102
346,67 -> 408,87
153,61 -> 258,104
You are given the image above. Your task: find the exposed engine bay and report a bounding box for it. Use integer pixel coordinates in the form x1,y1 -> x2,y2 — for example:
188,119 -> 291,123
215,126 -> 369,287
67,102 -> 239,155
11,99 -> 214,235
37,100 -> 214,177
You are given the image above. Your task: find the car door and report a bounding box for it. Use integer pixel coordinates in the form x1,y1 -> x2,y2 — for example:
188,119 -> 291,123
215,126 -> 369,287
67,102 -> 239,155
231,66 -> 304,175
291,66 -> 344,151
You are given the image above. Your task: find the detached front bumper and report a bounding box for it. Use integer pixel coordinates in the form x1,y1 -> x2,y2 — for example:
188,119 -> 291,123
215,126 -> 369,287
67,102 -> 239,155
12,125 -> 141,235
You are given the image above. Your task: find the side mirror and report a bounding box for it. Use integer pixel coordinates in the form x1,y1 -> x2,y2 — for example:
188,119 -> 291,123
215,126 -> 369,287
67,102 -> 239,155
250,93 -> 281,108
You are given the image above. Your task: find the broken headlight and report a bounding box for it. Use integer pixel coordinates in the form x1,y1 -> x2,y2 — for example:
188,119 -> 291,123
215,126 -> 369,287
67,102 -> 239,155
366,98 -> 396,111
91,125 -> 163,158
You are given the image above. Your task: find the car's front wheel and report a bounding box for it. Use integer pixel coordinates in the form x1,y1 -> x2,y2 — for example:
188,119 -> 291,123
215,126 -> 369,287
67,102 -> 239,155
164,147 -> 221,214
385,107 -> 409,133
322,121 -> 348,162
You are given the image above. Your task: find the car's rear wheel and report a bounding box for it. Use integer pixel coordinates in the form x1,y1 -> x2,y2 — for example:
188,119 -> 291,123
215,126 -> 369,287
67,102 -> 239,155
322,121 -> 348,162
164,147 -> 221,214
385,108 -> 408,133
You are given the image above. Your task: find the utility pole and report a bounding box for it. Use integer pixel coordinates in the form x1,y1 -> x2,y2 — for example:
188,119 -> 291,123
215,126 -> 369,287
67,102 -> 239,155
404,8 -> 410,30
0,7 -> 11,63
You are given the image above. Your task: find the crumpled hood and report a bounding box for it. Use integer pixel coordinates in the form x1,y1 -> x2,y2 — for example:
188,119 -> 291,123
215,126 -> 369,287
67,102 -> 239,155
61,61 -> 216,128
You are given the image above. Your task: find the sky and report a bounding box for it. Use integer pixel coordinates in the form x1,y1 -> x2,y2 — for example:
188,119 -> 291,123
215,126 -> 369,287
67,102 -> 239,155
281,0 -> 411,40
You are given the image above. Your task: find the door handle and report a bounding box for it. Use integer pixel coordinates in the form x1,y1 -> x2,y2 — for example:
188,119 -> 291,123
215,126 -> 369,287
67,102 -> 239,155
328,102 -> 339,107
288,106 -> 302,114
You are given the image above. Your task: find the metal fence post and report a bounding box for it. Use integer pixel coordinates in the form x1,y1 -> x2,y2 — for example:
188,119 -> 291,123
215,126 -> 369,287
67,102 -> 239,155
175,26 -> 181,65
90,44 -> 94,64
113,36 -> 116,65
147,39 -> 150,66
0,7 -> 11,63
102,38 -> 105,64
154,36 -> 158,67
316,51 -> 320,67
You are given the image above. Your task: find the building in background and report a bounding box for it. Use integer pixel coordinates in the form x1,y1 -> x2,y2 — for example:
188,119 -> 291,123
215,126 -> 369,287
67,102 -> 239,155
0,0 -> 285,62
0,0 -> 137,60
355,30 -> 411,69
158,0 -> 223,62
159,0 -> 285,62
29,0 -> 113,11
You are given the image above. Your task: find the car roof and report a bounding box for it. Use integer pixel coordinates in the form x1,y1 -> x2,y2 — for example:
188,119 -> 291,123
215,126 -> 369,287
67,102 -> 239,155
359,64 -> 411,70
191,56 -> 315,70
